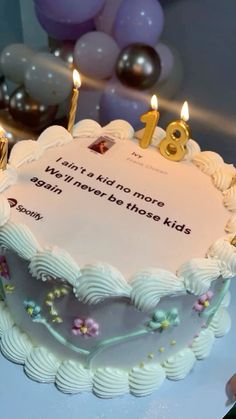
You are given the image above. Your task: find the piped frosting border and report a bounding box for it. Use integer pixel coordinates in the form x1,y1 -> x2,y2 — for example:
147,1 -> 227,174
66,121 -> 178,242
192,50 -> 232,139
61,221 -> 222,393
0,295 -> 231,398
0,121 -> 235,312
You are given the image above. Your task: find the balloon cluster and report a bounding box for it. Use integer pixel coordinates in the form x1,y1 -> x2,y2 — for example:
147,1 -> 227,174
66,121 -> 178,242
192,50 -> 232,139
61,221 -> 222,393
0,0 -> 180,131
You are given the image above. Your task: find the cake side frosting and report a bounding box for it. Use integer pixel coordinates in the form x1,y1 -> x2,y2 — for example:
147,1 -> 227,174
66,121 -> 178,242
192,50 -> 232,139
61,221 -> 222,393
0,119 -> 235,398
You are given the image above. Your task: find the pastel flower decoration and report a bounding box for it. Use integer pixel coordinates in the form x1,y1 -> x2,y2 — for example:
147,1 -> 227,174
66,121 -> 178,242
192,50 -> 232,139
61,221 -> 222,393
24,300 -> 41,320
148,308 -> 180,332
0,256 -> 10,280
193,291 -> 214,313
72,317 -> 99,338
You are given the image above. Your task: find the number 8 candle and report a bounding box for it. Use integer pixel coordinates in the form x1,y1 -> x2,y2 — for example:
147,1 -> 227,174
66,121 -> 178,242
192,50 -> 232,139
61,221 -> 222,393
159,101 -> 190,162
139,95 -> 159,149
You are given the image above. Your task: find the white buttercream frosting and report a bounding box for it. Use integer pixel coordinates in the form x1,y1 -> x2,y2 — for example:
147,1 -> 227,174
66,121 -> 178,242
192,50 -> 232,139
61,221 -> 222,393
37,125 -> 73,150
225,214 -> 236,233
29,246 -> 80,285
177,258 -> 221,295
93,368 -> 129,398
184,139 -> 201,161
0,302 -> 14,336
162,348 -> 196,380
74,263 -> 131,304
131,268 -> 186,311
0,221 -> 41,259
0,165 -> 18,193
0,326 -> 33,364
191,329 -> 215,360
73,119 -> 134,141
56,360 -> 93,394
193,151 -> 224,175
207,237 -> 236,277
208,307 -> 231,337
0,196 -> 10,227
223,185 -> 236,212
212,164 -> 236,191
24,347 -> 60,383
129,364 -> 166,396
9,140 -> 44,168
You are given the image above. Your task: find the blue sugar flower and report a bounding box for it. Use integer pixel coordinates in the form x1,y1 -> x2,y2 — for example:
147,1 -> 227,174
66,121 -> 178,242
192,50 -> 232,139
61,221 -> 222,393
148,308 -> 180,332
24,300 -> 41,320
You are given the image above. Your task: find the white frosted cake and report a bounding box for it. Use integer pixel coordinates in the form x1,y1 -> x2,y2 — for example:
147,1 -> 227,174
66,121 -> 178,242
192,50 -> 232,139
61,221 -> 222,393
0,119 -> 235,398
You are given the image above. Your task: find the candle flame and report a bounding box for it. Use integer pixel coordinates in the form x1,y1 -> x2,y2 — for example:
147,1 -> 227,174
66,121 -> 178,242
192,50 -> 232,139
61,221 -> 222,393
0,126 -> 5,137
151,95 -> 158,111
181,101 -> 189,122
73,69 -> 81,89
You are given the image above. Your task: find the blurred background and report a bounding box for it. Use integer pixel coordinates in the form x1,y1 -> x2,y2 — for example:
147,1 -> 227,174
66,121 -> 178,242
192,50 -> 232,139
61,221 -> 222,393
0,0 -> 235,162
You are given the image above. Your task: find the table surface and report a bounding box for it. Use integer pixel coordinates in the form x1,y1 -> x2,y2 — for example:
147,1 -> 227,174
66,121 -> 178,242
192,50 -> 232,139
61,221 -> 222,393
1,280 -> 235,419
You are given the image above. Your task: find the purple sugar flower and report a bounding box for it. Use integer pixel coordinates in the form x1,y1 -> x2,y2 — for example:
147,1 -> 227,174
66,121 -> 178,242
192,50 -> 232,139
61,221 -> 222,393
72,317 -> 99,338
0,256 -> 9,280
193,291 -> 214,313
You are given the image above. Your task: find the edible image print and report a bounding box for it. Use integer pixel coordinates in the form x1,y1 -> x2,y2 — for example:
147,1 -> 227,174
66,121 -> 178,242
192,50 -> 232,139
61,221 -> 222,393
88,136 -> 115,155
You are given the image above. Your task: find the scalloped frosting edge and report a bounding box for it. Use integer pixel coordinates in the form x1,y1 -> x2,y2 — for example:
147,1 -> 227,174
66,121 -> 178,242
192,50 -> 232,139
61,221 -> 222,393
0,300 -> 230,398
0,121 -> 235,311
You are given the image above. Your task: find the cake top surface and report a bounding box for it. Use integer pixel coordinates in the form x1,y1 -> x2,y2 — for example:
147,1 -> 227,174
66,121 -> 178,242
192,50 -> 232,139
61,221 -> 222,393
0,119 -> 234,283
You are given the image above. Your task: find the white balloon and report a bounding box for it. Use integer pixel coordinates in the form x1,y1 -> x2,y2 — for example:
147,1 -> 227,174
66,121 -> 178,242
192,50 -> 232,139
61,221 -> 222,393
0,44 -> 35,84
74,32 -> 119,80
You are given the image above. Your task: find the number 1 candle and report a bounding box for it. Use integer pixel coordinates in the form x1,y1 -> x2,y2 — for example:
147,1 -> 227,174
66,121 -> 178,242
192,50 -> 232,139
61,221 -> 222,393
139,95 -> 159,149
68,69 -> 81,134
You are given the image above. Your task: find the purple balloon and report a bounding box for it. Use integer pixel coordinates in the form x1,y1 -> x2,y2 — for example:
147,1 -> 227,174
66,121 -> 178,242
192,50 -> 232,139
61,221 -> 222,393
34,0 -> 105,24
99,79 -> 148,129
35,6 -> 95,40
114,0 -> 164,48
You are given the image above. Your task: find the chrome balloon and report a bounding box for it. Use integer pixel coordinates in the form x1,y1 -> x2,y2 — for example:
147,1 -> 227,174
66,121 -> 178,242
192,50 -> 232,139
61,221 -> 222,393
116,43 -> 161,90
0,76 -> 9,109
9,86 -> 58,132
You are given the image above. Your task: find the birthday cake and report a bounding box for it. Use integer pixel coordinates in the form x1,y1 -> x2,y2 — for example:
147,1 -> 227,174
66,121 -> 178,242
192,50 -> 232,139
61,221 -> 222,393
0,119 -> 235,398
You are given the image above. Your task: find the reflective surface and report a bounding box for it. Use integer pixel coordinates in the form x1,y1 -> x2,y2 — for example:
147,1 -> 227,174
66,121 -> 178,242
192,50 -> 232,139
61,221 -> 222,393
116,44 -> 161,90
0,77 -> 10,110
9,86 -> 58,131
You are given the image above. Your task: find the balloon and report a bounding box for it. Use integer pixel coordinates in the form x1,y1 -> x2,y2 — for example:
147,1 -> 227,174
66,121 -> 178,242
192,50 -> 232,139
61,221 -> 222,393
75,87 -> 102,122
35,6 -> 95,41
151,45 -> 183,100
51,42 -> 75,68
24,53 -> 72,106
34,0 -> 105,24
94,0 -> 123,35
0,44 -> 35,84
99,78 -> 148,129
9,86 -> 58,131
0,76 -> 10,109
116,43 -> 161,90
114,0 -> 164,48
156,42 -> 174,83
74,32 -> 119,80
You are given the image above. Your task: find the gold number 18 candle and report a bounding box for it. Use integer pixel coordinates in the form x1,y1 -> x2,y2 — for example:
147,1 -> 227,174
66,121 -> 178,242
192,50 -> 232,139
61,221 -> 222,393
139,95 -> 159,149
159,101 -> 190,162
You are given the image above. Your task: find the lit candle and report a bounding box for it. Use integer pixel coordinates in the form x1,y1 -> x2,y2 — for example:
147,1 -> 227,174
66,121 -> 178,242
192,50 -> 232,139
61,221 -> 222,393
0,126 -> 8,170
159,101 -> 190,162
139,95 -> 160,149
68,69 -> 81,134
